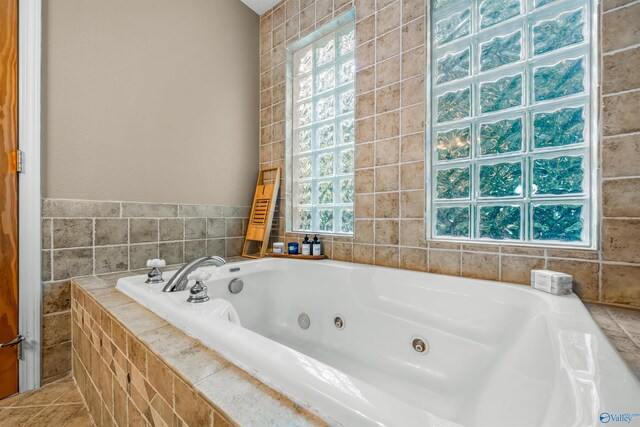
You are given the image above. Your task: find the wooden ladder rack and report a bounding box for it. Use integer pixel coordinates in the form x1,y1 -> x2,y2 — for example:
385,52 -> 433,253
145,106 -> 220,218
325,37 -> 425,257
242,167 -> 281,258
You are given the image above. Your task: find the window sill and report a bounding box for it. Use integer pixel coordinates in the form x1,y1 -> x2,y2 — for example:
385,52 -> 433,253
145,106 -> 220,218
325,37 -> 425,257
426,237 -> 598,252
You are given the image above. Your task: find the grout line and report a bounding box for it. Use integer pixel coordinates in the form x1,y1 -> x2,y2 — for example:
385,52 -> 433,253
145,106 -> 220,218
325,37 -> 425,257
601,175 -> 640,181
91,219 -> 96,277
609,311 -> 640,348
544,249 -> 548,270
601,86 -> 640,98
602,0 -> 640,14
398,0 -> 404,269
8,402 -> 85,409
602,130 -> 640,139
600,259 -> 640,266
599,8 -> 604,305
602,42 -> 640,57
127,218 -> 131,269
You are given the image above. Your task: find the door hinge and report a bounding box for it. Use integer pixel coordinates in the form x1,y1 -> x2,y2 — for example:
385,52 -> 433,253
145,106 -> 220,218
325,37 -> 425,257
16,149 -> 24,174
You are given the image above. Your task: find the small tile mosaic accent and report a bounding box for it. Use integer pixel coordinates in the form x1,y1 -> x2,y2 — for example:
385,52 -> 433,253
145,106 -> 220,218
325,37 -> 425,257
258,0 -> 640,310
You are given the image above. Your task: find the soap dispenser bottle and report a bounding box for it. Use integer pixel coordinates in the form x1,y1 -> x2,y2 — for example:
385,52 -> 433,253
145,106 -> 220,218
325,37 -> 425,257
312,234 -> 322,256
302,234 -> 312,255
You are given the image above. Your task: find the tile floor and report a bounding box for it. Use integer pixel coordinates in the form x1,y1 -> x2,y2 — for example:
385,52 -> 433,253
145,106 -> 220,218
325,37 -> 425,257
586,303 -> 640,377
0,375 -> 92,426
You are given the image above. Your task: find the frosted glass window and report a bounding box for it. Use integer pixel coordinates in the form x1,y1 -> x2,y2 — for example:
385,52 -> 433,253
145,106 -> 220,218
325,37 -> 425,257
291,22 -> 355,234
428,0 -> 595,246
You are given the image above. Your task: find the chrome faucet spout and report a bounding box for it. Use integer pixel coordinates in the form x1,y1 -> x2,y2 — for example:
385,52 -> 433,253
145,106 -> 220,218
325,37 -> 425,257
162,256 -> 226,292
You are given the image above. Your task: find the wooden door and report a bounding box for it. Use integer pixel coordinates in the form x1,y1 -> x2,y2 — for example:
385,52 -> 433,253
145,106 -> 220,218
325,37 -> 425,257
0,0 -> 19,400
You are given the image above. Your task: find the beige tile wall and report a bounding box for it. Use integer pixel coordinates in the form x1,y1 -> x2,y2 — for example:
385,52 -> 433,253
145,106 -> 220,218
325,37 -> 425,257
41,198 -> 250,383
259,0 -> 640,308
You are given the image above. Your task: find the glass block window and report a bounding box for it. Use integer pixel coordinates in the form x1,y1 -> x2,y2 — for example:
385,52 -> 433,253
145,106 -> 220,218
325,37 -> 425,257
291,22 -> 355,235
428,0 -> 595,246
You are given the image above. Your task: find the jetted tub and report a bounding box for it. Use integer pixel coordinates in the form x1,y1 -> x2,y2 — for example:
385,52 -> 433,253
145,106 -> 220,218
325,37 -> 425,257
116,258 -> 640,426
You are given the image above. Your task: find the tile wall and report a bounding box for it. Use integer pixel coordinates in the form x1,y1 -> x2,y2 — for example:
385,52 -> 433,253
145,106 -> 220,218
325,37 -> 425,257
40,198 -> 250,383
258,0 -> 640,308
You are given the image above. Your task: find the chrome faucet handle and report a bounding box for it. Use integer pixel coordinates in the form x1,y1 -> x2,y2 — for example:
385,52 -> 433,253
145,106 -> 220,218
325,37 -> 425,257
162,256 -> 226,292
187,270 -> 211,282
145,259 -> 166,284
186,270 -> 211,303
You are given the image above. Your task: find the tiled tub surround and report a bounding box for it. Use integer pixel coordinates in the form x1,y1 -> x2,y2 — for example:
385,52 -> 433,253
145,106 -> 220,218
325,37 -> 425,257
41,198 -> 250,383
257,0 -> 640,309
71,273 -> 323,427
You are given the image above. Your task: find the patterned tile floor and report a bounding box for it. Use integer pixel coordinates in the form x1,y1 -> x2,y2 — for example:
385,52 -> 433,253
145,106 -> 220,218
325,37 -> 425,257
0,375 -> 91,426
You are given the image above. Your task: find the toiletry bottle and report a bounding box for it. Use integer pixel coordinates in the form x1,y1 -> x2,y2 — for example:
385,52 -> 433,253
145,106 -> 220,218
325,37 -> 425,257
312,234 -> 322,256
288,242 -> 299,255
302,234 -> 311,255
273,242 -> 285,254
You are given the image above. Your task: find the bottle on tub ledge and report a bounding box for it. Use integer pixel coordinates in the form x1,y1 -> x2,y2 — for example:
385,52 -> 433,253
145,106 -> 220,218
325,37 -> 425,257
301,234 -> 312,256
287,241 -> 299,255
312,234 -> 322,256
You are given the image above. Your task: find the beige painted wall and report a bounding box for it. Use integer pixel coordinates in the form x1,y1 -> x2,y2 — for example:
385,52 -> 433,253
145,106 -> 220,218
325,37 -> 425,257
43,0 -> 259,206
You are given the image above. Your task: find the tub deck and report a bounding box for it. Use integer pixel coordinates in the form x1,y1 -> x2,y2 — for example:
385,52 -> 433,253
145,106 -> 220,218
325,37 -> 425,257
113,258 -> 640,426
67,260 -> 640,425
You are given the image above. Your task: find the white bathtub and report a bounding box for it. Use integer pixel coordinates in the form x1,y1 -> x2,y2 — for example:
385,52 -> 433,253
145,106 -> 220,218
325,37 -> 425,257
116,258 -> 640,426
